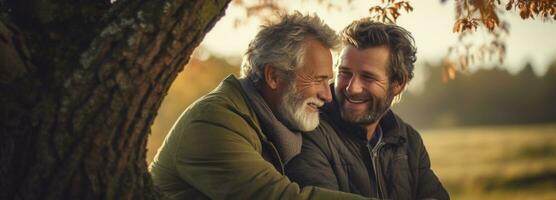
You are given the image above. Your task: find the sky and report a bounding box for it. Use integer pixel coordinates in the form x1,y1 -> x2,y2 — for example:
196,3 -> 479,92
198,0 -> 556,82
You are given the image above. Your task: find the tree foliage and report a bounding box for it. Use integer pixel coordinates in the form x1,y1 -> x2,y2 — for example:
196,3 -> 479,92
444,0 -> 555,79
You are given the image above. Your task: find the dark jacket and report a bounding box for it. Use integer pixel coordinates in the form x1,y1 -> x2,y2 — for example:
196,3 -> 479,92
285,100 -> 450,200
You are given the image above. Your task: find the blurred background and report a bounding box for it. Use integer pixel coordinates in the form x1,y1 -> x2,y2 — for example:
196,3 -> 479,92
148,1 -> 556,199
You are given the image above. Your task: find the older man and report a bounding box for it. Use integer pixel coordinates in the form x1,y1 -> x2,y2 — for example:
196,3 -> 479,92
286,19 -> 450,199
149,12 -> 370,200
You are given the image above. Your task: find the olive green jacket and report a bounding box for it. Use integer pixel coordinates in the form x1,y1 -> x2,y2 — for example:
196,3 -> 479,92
149,75 -> 369,200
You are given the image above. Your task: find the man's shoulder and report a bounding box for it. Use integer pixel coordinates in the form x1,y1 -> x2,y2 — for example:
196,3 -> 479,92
303,120 -> 334,141
174,75 -> 261,139
387,111 -> 426,149
195,75 -> 246,107
187,76 -> 253,119
387,111 -> 420,136
300,115 -> 350,156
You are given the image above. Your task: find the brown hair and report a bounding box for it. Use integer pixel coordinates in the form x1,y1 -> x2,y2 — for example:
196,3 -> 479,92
340,18 -> 416,84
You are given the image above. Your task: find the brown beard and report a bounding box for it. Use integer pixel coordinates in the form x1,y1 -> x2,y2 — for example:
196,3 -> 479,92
339,85 -> 394,125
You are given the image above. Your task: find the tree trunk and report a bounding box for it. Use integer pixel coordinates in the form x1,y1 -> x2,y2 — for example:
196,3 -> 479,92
0,0 -> 231,199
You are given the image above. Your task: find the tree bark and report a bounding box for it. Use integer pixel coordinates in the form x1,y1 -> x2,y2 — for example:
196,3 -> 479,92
0,0 -> 231,199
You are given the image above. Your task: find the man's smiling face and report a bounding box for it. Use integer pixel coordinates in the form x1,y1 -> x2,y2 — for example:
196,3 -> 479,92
334,45 -> 395,125
276,38 -> 333,132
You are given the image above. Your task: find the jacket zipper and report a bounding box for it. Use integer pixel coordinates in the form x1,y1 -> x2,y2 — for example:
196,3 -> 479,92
373,142 -> 386,199
368,137 -> 386,198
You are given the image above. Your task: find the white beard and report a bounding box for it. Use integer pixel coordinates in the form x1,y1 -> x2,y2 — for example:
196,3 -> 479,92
277,86 -> 324,132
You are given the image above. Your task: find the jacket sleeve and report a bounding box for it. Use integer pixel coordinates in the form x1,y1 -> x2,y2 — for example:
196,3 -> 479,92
174,108 -> 369,200
413,130 -> 450,200
285,126 -> 340,191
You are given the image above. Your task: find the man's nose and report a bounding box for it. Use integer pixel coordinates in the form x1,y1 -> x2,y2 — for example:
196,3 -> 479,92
345,77 -> 363,95
318,83 -> 333,103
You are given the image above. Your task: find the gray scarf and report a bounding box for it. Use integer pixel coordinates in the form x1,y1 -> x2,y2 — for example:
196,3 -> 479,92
239,78 -> 302,165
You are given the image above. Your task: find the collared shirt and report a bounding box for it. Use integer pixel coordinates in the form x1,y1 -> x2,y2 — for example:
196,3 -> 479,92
369,125 -> 383,148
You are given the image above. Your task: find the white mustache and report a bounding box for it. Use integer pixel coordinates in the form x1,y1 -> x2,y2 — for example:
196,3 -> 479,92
305,97 -> 325,107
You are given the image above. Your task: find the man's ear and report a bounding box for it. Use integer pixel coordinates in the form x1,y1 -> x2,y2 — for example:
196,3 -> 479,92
391,79 -> 407,96
264,64 -> 280,90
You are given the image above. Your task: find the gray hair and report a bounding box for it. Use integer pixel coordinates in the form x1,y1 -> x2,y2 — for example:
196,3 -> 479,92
240,11 -> 339,88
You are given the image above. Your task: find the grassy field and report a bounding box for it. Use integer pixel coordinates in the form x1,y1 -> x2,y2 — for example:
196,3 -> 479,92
422,123 -> 556,200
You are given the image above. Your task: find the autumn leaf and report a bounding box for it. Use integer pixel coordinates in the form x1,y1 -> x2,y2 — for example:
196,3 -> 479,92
453,19 -> 463,33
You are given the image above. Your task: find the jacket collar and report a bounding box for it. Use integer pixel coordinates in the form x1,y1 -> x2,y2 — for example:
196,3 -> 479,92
322,84 -> 407,146
238,77 -> 302,165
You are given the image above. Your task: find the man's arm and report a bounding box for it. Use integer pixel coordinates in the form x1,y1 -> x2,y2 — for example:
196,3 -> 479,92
286,126 -> 340,190
174,109 -> 367,200
413,131 -> 450,200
